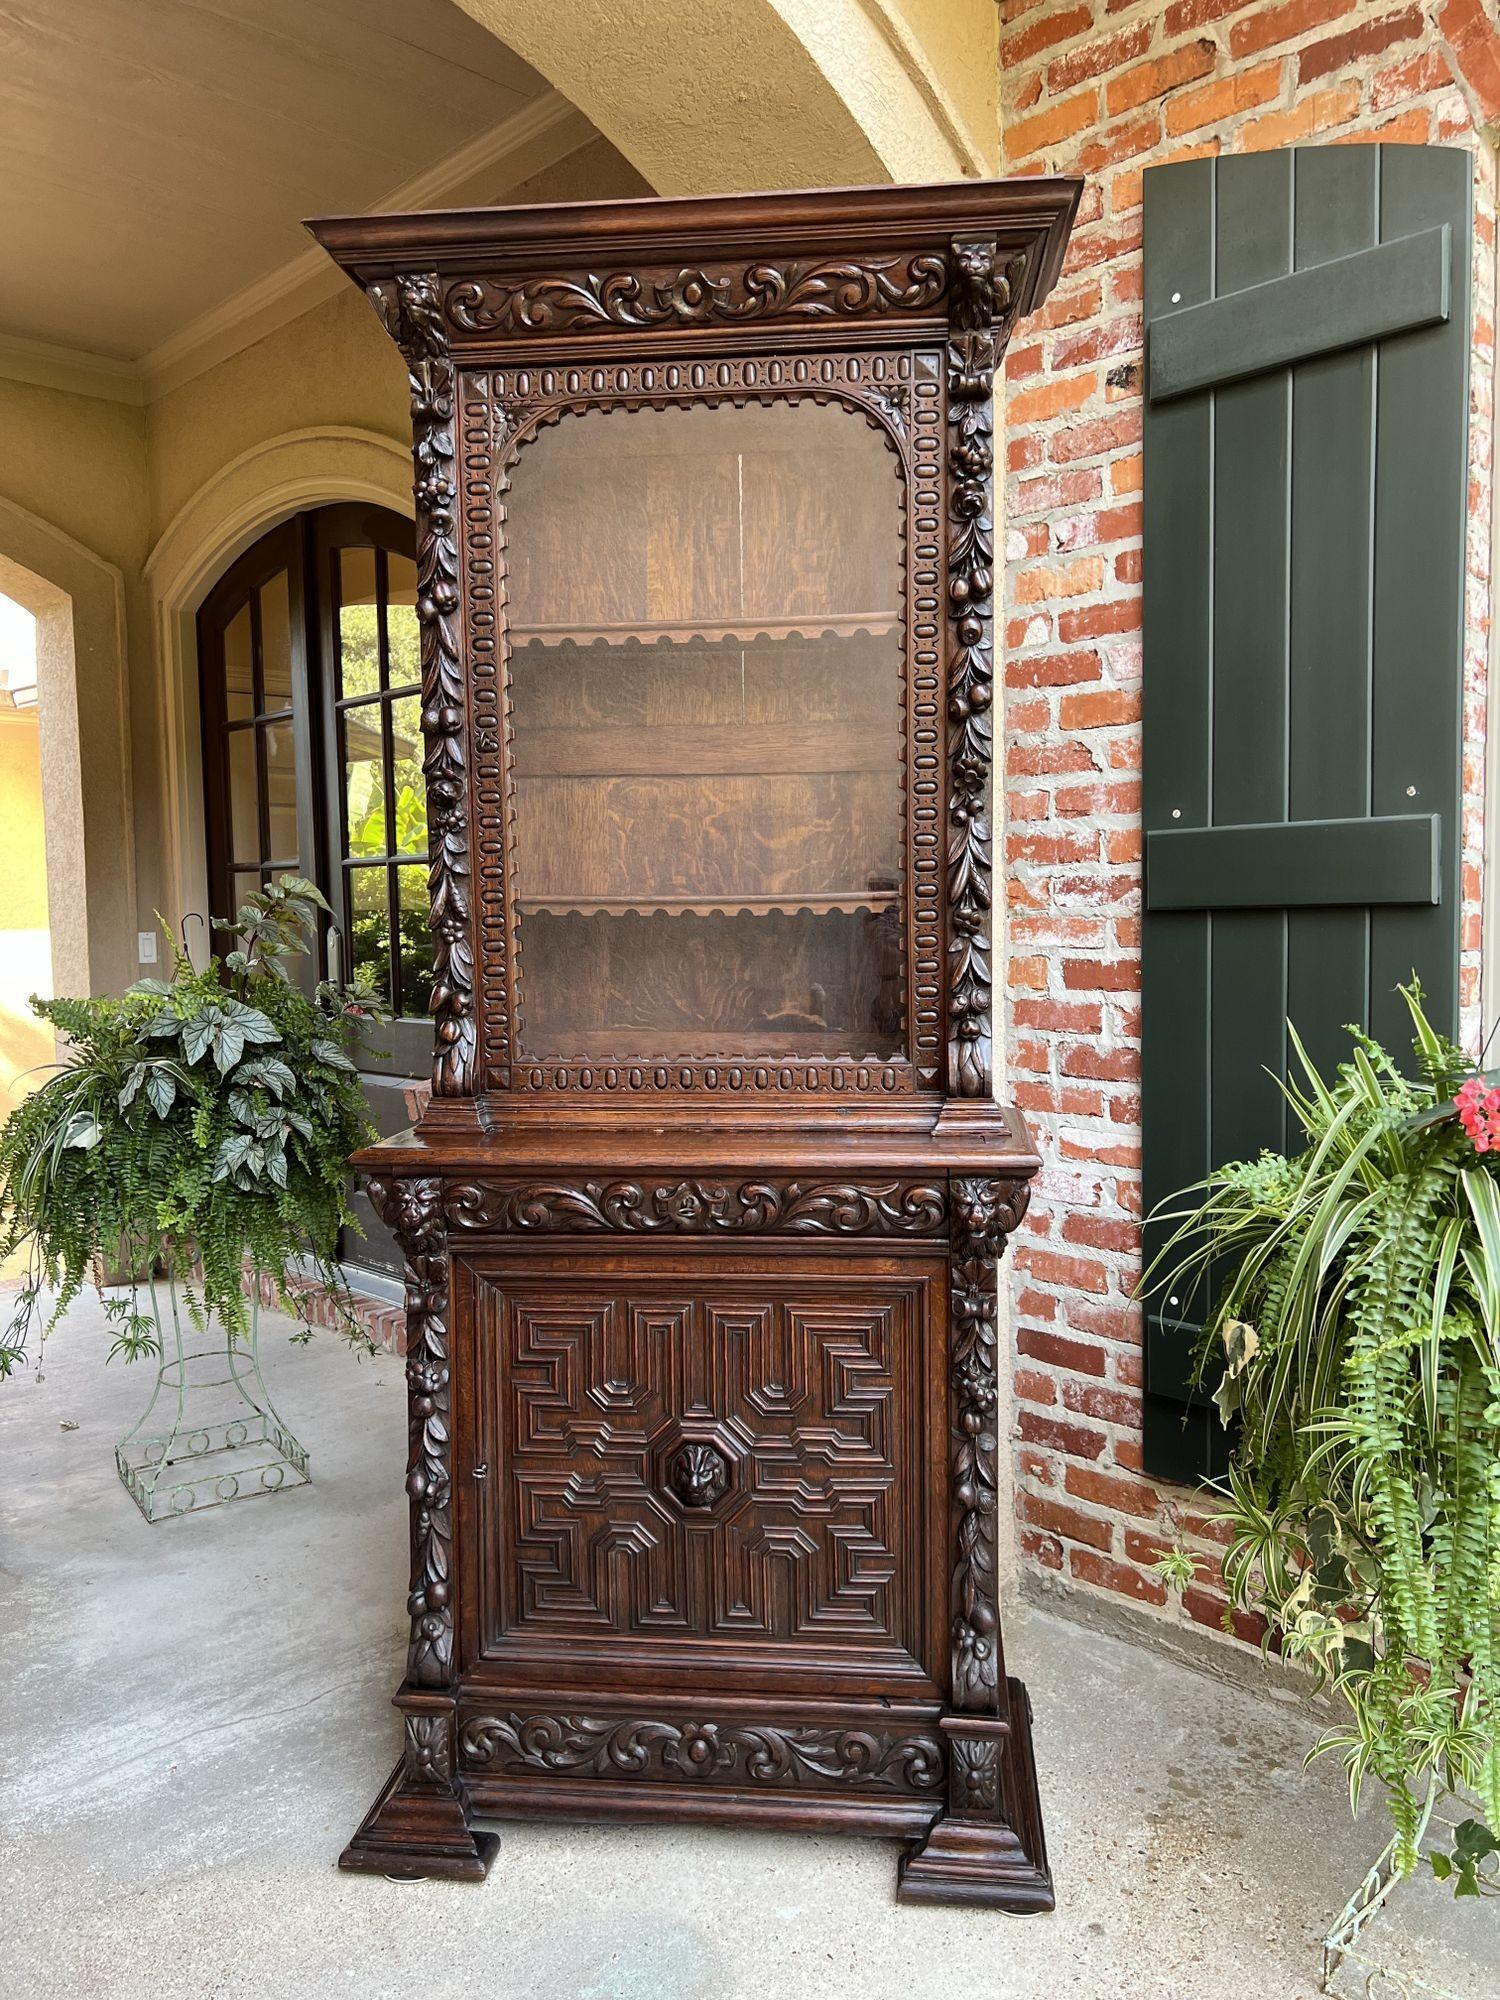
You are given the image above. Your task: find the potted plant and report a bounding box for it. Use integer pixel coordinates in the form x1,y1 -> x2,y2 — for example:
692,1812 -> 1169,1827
0,878 -> 380,1516
1147,987 -> 1500,1900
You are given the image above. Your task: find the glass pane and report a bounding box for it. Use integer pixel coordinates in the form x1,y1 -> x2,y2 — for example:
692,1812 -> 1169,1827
347,867 -> 392,1011
385,553 -> 421,688
227,726 -> 259,863
228,867 -> 261,919
338,546 -> 381,699
504,400 -> 904,1063
395,863 -> 433,1019
259,569 -> 293,712
222,604 -> 254,722
343,706 -> 387,859
263,718 -> 298,864
389,693 -> 427,857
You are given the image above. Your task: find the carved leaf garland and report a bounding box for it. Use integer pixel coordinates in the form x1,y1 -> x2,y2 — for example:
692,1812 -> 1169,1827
949,1175 -> 1030,1707
944,237 -> 1005,1100
367,1174 -> 456,1688
367,273 -> 475,1098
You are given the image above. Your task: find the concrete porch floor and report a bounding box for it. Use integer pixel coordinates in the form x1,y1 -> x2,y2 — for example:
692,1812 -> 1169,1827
3,1297 -> 1497,2000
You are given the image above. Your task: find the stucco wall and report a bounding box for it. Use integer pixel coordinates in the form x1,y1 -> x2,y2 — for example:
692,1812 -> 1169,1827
0,134 -> 650,984
0,377 -> 149,576
0,711 -> 53,1106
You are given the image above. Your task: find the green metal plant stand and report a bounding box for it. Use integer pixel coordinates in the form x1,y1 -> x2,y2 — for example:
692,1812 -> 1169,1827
114,1278 -> 309,1522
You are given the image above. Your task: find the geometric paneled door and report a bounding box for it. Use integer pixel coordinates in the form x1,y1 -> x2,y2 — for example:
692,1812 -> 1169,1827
466,1260 -> 934,1679
196,502 -> 428,1275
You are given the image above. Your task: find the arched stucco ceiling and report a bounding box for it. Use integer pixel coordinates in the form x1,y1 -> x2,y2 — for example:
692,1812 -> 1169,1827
446,0 -> 997,193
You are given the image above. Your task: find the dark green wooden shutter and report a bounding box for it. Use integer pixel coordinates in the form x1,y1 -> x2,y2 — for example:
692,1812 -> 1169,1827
1141,145 -> 1473,1484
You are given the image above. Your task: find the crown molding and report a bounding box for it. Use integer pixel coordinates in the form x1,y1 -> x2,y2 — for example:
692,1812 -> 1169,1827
0,333 -> 145,408
140,90 -> 589,400
0,90 -> 591,411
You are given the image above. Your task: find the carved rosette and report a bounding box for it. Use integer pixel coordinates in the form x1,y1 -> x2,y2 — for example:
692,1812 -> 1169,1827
949,1175 -> 1031,1709
443,1177 -> 947,1236
944,238 -> 1025,1099
459,1712 -> 944,1793
445,254 -> 947,335
367,274 -> 475,1098
947,1731 -> 1001,1816
404,1711 -> 453,1789
367,1175 -> 455,1688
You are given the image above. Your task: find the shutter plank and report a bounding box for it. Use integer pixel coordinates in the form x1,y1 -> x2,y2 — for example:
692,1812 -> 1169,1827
1141,162 -> 1218,1476
1210,150 -> 1292,1165
1148,225 -> 1449,401
1368,147 -> 1470,1049
1146,813 -> 1438,909
1287,146 -> 1378,1081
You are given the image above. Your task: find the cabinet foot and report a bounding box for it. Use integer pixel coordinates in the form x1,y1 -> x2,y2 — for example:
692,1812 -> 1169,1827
339,1759 -> 499,1883
896,1677 -> 1052,1912
897,1817 -> 1054,1912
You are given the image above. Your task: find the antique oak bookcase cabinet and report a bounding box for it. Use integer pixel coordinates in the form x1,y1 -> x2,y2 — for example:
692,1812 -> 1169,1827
310,176 -> 1079,1910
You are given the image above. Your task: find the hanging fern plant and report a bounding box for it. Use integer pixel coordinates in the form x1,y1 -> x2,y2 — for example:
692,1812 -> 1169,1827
1147,986 -> 1500,1893
0,878 -> 381,1375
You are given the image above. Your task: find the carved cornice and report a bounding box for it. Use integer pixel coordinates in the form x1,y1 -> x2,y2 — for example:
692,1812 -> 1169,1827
443,1177 -> 948,1236
366,1175 -> 455,1688
459,1712 -> 944,1793
366,274 -> 475,1099
949,1174 -> 1031,1709
444,254 -> 948,336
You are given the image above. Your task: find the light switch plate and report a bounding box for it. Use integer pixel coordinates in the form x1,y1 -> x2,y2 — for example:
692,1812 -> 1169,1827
137,931 -> 158,964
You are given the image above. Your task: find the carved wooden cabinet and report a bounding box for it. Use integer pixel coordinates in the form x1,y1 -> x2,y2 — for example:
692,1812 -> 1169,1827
310,177 -> 1079,1909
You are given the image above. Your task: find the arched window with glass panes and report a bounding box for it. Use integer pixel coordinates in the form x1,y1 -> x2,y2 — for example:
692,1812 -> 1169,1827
196,503 -> 426,1274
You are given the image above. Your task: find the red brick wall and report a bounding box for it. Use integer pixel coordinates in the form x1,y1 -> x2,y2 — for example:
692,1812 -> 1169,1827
999,0 -> 1500,1633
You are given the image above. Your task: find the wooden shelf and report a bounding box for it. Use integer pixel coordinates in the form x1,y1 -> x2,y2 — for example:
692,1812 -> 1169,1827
513,721 -> 895,780
525,1026 -> 904,1061
508,613 -> 897,651
517,892 -> 898,920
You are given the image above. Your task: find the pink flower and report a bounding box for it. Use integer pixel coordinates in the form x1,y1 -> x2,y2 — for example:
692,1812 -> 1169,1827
1454,1076 -> 1500,1154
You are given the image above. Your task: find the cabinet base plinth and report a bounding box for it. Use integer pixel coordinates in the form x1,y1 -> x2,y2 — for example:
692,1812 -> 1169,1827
897,1819 -> 1054,1912
897,1678 -> 1053,1912
338,1760 -> 500,1883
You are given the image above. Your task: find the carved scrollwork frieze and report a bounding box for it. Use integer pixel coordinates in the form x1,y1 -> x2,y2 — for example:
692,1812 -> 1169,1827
459,1712 -> 944,1793
366,1175 -> 455,1688
365,273 -> 475,1098
444,254 -> 948,337
442,1177 -> 948,1237
949,1175 -> 1031,1710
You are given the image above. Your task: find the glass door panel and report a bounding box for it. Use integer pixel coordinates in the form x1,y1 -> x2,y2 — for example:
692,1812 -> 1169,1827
319,512 -> 432,1064
198,522 -> 312,917
503,397 -> 906,1064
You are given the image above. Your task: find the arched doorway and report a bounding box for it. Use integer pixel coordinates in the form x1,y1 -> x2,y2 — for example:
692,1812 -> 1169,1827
197,503 -> 425,1277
